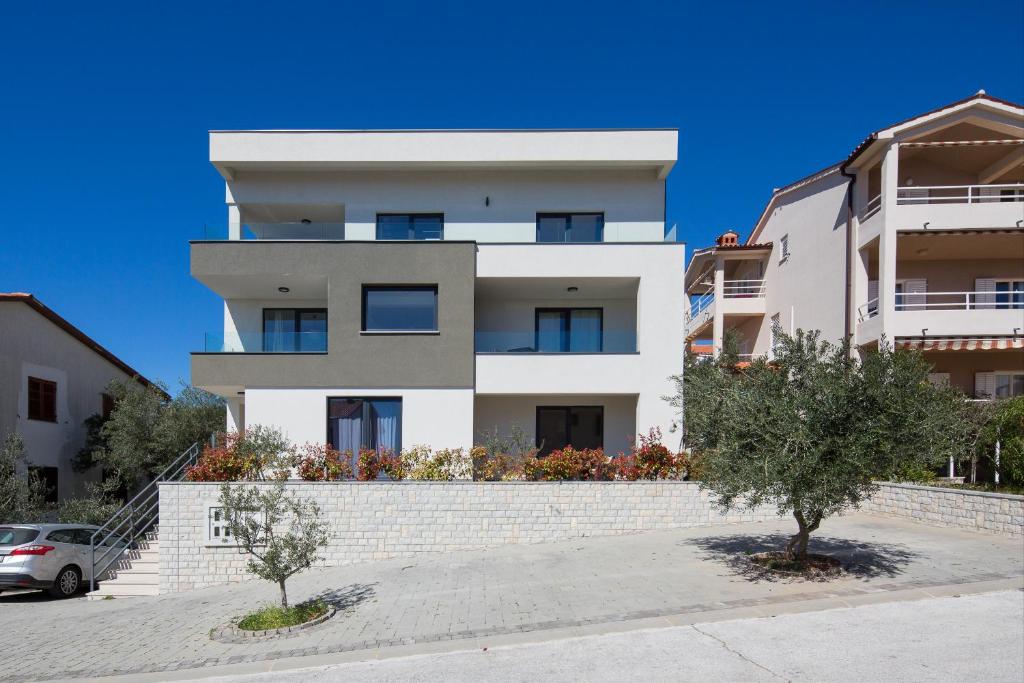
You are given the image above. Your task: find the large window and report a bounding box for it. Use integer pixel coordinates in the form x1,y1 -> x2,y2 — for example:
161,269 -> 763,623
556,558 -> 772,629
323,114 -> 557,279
535,308 -> 602,352
27,377 -> 57,422
536,406 -> 603,456
29,466 -> 58,504
362,286 -> 438,332
536,213 -> 604,243
263,309 -> 327,352
995,372 -> 1024,398
327,398 -> 403,472
376,214 -> 444,241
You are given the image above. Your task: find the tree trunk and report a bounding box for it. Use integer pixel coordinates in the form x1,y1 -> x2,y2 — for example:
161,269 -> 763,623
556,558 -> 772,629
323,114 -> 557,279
278,579 -> 289,609
786,510 -> 821,561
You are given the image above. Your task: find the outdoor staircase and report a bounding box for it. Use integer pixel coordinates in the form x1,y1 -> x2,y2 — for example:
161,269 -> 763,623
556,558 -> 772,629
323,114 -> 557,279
87,528 -> 161,599
85,441 -> 204,601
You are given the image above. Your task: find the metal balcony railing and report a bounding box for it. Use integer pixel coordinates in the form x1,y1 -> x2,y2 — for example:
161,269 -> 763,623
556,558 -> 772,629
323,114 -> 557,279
896,183 -> 1024,205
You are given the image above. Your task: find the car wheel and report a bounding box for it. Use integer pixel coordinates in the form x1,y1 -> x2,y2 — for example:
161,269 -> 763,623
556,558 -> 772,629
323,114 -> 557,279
49,566 -> 81,598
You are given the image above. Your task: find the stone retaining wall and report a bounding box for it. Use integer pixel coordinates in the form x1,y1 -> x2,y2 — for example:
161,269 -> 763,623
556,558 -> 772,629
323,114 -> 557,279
158,481 -> 776,594
866,482 -> 1023,537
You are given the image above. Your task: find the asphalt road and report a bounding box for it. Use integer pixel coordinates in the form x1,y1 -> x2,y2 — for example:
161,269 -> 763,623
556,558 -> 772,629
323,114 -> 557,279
208,590 -> 1024,682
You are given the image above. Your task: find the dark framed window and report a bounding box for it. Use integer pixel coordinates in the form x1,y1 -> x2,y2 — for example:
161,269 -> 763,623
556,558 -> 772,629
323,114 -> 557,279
29,466 -> 58,504
535,308 -> 602,352
536,213 -> 604,243
536,406 -> 603,456
101,393 -> 115,420
362,286 -> 438,332
263,308 -> 328,352
994,280 -> 1024,310
376,214 -> 444,240
27,377 -> 57,422
327,398 -> 403,474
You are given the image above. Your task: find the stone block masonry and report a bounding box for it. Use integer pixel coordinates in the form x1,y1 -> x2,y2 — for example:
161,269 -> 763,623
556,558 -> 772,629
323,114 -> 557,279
158,481 -> 778,594
866,482 -> 1023,537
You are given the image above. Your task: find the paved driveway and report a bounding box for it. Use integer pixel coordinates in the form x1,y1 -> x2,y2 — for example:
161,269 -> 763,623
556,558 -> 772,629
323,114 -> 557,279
1,513 -> 1021,682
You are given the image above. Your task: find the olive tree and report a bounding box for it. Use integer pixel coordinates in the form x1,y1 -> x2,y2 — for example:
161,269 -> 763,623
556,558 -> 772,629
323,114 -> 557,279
676,328 -> 969,560
0,433 -> 49,524
219,482 -> 329,608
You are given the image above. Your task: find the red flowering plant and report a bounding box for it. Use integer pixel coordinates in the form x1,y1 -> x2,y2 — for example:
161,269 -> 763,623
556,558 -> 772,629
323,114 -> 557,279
525,446 -> 613,481
356,448 -> 406,481
295,442 -> 354,481
613,428 -> 686,480
185,426 -> 292,482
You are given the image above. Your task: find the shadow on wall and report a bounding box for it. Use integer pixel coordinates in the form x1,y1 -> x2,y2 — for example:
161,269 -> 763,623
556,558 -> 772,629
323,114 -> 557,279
682,533 -> 920,583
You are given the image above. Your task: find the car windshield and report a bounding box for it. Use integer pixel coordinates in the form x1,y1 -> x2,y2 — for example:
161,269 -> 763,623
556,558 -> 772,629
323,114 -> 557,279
0,527 -> 40,546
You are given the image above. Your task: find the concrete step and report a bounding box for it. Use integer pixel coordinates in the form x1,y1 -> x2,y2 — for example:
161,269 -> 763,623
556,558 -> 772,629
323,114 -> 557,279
87,583 -> 159,599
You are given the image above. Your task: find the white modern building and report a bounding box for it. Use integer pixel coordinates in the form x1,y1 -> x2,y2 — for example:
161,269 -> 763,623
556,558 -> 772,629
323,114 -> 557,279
686,92 -> 1024,399
0,293 -> 162,502
190,129 -> 685,461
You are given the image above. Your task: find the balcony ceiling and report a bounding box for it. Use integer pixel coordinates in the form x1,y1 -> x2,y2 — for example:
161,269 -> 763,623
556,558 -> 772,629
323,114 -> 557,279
193,272 -> 328,300
475,276 -> 638,300
897,230 -> 1024,260
239,203 -> 344,223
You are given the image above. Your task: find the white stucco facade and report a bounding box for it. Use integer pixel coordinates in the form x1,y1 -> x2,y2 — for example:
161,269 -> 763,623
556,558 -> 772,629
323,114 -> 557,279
193,129 -> 685,457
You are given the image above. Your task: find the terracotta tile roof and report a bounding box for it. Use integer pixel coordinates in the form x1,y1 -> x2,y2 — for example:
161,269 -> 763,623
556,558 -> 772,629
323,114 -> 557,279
0,293 -> 166,398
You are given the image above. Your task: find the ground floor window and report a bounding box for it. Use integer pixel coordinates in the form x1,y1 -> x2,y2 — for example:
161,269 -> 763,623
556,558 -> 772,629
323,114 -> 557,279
29,466 -> 58,503
327,398 -> 402,458
536,406 -> 603,456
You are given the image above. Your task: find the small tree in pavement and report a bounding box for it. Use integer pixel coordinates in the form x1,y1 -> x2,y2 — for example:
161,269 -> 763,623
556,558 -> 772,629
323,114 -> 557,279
677,327 -> 968,561
219,482 -> 329,608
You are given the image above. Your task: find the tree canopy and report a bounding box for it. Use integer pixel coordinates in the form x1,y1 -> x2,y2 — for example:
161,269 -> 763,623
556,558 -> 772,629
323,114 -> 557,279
675,328 -> 970,559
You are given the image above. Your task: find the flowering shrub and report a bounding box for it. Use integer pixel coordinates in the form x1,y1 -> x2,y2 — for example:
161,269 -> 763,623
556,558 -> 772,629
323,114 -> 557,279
523,447 -> 614,481
403,445 -> 472,480
356,448 -> 405,481
472,446 -> 527,481
185,427 -> 291,482
613,428 -> 687,481
295,442 -> 353,481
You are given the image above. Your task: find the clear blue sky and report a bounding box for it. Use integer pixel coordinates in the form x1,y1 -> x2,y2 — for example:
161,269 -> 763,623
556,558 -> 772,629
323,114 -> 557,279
2,1 -> 1022,392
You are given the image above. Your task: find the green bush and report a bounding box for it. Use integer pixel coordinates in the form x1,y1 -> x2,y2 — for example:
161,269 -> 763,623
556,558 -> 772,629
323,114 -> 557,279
237,599 -> 328,630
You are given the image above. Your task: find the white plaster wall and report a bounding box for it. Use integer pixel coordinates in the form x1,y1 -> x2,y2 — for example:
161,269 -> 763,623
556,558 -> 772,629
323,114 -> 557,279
473,394 -> 638,456
0,302 -> 139,501
226,168 -> 666,242
242,387 -> 474,450
753,174 -> 851,354
476,243 -> 686,445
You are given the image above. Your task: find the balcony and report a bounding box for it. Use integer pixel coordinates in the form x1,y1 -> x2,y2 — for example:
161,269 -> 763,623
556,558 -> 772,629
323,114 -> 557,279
861,290 -> 1024,340
893,183 -> 1024,231
685,279 -> 766,337
202,331 -> 328,354
475,329 -> 637,354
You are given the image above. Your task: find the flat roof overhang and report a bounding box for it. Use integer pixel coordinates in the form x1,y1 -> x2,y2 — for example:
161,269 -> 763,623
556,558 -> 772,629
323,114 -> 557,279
210,129 -> 678,180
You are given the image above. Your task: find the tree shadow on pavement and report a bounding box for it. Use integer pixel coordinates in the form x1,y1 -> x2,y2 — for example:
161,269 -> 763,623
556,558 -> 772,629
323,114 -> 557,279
684,533 -> 920,583
311,582 -> 377,611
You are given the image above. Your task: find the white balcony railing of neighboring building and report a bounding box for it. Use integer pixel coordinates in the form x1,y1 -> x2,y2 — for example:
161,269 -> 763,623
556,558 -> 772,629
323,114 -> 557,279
896,183 -> 1024,205
723,279 -> 767,298
686,292 -> 714,323
861,194 -> 882,220
859,290 -> 1023,321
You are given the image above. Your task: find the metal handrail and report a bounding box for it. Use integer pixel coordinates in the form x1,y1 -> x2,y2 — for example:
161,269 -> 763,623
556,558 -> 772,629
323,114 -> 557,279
686,292 -> 715,322
858,298 -> 880,322
895,290 -> 1023,311
722,279 -> 766,298
88,441 -> 203,591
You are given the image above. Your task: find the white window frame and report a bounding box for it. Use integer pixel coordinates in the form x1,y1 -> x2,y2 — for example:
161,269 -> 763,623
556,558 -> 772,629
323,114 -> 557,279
779,235 -> 790,263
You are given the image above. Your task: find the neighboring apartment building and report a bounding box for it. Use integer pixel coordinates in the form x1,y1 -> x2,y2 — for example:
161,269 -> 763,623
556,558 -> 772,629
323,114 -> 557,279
0,293 -> 161,502
190,129 -> 685,461
686,92 -> 1024,399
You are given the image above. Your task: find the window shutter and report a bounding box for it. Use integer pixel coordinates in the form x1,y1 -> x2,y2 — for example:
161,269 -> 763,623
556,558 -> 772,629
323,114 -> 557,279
901,187 -> 929,202
974,372 -> 995,399
904,279 -> 927,309
867,280 -> 879,302
975,278 -> 996,309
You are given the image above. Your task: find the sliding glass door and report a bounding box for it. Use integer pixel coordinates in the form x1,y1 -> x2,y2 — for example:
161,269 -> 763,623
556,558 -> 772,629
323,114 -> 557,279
263,309 -> 327,352
535,308 -> 602,352
536,406 -> 603,455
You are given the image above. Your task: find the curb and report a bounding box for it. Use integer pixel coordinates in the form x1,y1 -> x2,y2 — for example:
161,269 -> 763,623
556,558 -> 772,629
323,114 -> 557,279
211,606 -> 337,643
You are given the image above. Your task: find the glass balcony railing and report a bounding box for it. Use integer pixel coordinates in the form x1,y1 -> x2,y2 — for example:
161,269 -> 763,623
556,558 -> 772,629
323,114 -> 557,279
474,330 -> 637,353
202,331 -> 328,353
